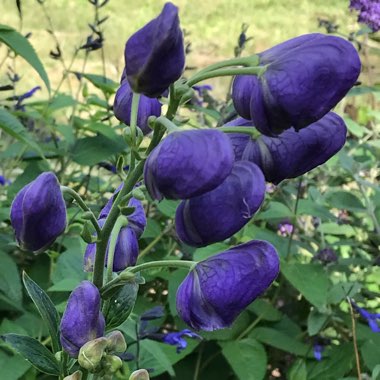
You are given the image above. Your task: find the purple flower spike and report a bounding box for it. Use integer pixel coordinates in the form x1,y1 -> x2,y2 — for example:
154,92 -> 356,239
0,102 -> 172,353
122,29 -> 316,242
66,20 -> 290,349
242,112 -> 347,184
60,281 -> 105,358
176,240 -> 280,331
175,161 -> 265,247
10,172 -> 67,252
114,80 -> 162,135
144,129 -> 234,200
223,117 -> 253,161
124,2 -> 185,97
162,329 -> 201,353
232,33 -> 361,135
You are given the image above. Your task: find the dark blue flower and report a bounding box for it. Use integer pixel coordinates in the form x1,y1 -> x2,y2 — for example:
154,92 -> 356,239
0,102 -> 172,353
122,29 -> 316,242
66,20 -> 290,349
313,344 -> 324,361
162,329 -> 201,353
351,300 -> 380,333
0,175 -> 11,186
15,86 -> 41,111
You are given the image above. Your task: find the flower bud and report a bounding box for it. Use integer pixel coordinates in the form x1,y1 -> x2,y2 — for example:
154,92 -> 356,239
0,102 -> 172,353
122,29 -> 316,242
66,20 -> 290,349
175,161 -> 265,247
242,112 -> 347,184
102,354 -> 123,373
232,33 -> 361,135
63,371 -> 82,380
10,172 -> 67,252
60,281 -> 105,358
78,337 -> 108,372
124,2 -> 185,97
129,369 -> 150,380
176,240 -> 280,330
144,129 -> 234,200
106,331 -> 127,353
114,80 -> 162,135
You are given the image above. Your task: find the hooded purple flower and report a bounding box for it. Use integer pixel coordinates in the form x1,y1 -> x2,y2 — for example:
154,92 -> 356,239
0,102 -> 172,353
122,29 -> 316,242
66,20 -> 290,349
124,2 -> 185,97
223,117 -> 253,161
175,161 -> 265,247
60,281 -> 105,358
10,172 -> 67,252
241,112 -> 347,184
84,223 -> 139,272
162,329 -> 201,353
144,129 -> 234,200
114,80 -> 162,135
232,33 -> 361,135
176,240 -> 280,331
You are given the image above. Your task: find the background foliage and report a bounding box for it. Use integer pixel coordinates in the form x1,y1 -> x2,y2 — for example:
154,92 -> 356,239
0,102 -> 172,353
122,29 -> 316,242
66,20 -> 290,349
0,0 -> 380,379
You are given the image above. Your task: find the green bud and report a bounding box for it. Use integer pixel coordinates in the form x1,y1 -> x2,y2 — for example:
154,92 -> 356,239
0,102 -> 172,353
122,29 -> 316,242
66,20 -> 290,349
78,337 -> 108,372
81,221 -> 95,244
179,88 -> 195,106
54,351 -> 62,362
106,331 -> 127,353
119,271 -> 136,281
131,188 -> 145,201
119,206 -> 136,216
63,370 -> 83,380
103,354 -> 123,373
136,127 -> 144,146
129,369 -> 150,380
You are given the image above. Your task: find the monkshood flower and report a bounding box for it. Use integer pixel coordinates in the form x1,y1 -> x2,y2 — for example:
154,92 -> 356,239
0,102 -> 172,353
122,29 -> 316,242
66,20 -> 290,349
114,80 -> 162,135
60,281 -> 105,358
176,240 -> 280,330
84,220 -> 139,272
350,0 -> 380,32
175,161 -> 265,247
241,112 -> 347,184
144,129 -> 234,200
124,2 -> 185,97
278,220 -> 294,236
223,117 -> 253,160
351,300 -> 380,333
10,172 -> 67,252
232,33 -> 361,135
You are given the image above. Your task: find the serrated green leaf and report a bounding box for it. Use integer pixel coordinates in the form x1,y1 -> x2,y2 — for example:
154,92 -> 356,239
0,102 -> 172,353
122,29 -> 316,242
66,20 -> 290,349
22,272 -> 61,353
0,108 -> 45,158
222,338 -> 267,380
1,334 -> 60,375
0,24 -> 50,91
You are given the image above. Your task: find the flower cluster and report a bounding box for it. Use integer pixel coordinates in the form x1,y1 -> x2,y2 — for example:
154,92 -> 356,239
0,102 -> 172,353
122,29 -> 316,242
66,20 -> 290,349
350,0 -> 380,32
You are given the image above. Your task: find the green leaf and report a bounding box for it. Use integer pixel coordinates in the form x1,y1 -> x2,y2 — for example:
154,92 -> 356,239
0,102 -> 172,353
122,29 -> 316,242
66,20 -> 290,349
256,202 -> 292,220
288,359 -> 307,380
343,117 -> 365,138
327,282 -> 361,304
318,223 -> 356,237
0,251 -> 22,311
1,334 -> 60,375
281,262 -> 329,309
0,24 -> 50,91
248,299 -> 282,321
221,338 -> 267,380
22,272 -> 61,353
325,191 -> 365,211
0,108 -> 45,158
193,242 -> 229,261
75,72 -> 118,94
157,199 -> 180,218
307,309 -> 328,336
0,349 -> 31,380
360,340 -> 380,371
372,364 -> 380,380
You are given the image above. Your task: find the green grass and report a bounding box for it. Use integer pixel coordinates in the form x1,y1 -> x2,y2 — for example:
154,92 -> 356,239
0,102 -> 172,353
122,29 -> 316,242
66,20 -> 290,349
1,0 -> 358,96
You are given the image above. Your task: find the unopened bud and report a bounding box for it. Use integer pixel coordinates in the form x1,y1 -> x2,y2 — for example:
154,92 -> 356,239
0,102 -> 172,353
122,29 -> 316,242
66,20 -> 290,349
106,331 -> 127,353
103,354 -> 123,373
78,337 -> 108,372
64,370 -> 83,380
131,188 -> 145,201
129,369 -> 150,380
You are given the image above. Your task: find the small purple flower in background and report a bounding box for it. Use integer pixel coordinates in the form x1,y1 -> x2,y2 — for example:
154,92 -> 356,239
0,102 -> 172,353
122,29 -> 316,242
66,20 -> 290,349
14,86 -> 41,111
312,337 -> 330,361
0,175 -> 11,186
314,248 -> 338,264
162,329 -> 201,353
192,84 -> 212,96
265,183 -> 276,193
278,220 -> 293,237
350,0 -> 380,32
351,299 -> 380,332
98,162 -> 129,174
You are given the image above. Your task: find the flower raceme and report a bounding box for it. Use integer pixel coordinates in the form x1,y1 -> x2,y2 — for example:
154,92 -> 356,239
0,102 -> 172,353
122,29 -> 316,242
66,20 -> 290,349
176,240 -> 280,331
124,2 -> 185,97
114,80 -> 162,135
10,172 -> 67,252
60,281 -> 105,358
144,129 -> 234,200
175,161 -> 266,247
232,33 -> 361,136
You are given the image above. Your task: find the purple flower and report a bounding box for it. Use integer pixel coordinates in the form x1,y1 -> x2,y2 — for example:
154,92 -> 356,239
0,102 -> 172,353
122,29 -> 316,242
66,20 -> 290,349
162,329 -> 201,353
192,84 -> 212,96
175,161 -> 265,247
176,240 -> 280,330
15,86 -> 41,111
114,80 -> 162,135
124,2 -> 185,97
232,34 -> 361,135
10,172 -> 67,252
144,129 -> 234,200
278,220 -> 294,236
0,175 -> 11,186
241,112 -> 347,184
351,300 -> 380,333
60,281 -> 105,358
313,344 -> 324,361
350,0 -> 380,32
223,117 -> 253,160
314,248 -> 338,264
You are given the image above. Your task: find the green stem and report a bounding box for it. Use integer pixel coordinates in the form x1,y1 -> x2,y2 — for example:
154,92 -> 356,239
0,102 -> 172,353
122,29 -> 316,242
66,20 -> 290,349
237,315 -> 264,340
138,224 -> 172,261
154,116 -> 180,133
105,215 -> 129,285
61,186 -> 101,236
129,92 -> 141,171
187,66 -> 265,87
218,126 -> 257,136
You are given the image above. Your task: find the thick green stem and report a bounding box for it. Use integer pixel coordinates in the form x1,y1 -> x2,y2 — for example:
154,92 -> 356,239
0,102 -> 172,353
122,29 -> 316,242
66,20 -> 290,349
218,126 -> 259,137
61,186 -> 101,236
187,66 -> 265,87
128,259 -> 195,273
105,215 -> 129,285
129,92 -> 140,171
154,116 -> 180,133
